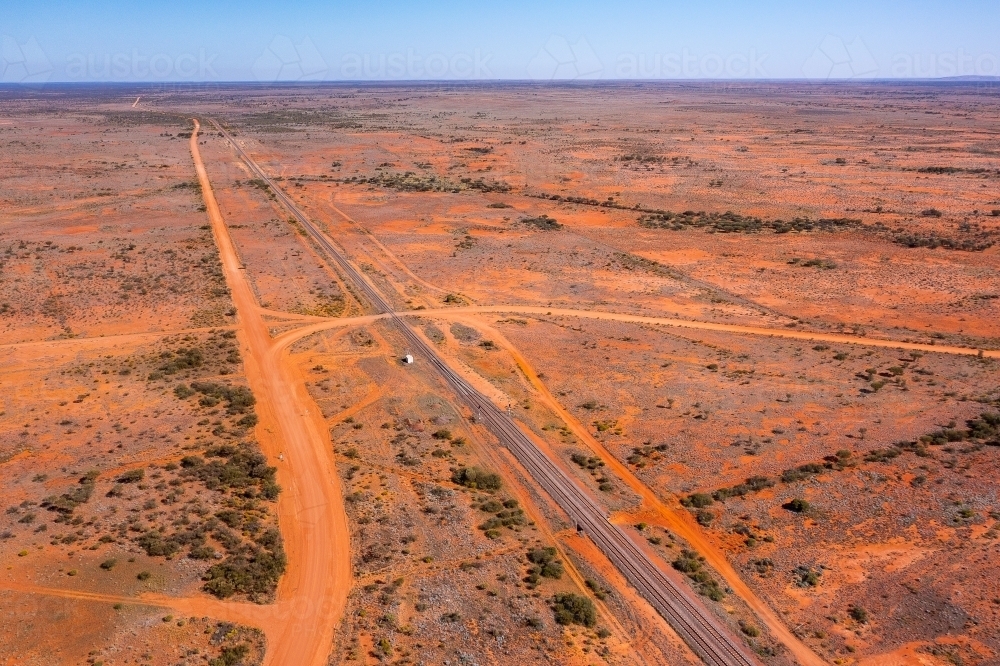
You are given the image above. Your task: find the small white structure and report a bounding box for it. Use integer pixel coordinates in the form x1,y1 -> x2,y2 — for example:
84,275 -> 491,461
402,354 -> 414,365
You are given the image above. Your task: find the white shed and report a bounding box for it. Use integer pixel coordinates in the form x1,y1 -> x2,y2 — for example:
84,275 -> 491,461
403,354 -> 414,364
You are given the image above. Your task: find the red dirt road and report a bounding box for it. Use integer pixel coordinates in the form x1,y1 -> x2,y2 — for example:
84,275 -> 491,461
190,121 -> 352,665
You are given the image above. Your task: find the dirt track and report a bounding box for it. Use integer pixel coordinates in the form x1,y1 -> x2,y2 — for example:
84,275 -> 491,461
422,306 -> 998,358
189,121 -> 352,666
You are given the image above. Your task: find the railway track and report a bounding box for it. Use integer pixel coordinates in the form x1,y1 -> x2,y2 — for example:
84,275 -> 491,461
211,120 -> 763,666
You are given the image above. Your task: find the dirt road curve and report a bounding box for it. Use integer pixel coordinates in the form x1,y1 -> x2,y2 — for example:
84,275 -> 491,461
214,120 -> 766,666
190,121 -> 351,666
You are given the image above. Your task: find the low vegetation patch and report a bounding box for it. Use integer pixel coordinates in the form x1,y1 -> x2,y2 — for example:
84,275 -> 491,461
346,170 -> 510,193
551,592 -> 596,627
524,546 -> 563,586
452,466 -> 502,491
638,210 -> 861,235
473,496 -> 526,538
672,549 -> 726,601
519,215 -> 562,231
682,413 -> 1000,508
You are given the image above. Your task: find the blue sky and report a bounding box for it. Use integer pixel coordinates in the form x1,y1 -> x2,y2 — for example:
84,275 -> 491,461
1,1 -> 998,82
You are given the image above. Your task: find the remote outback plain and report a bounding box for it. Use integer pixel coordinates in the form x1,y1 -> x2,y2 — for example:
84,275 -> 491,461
1,81 -> 999,666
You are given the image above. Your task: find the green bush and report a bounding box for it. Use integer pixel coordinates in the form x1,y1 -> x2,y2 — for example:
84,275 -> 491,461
158,347 -> 204,375
711,475 -> 775,502
41,470 -> 99,515
524,547 -> 563,584
451,466 -> 502,491
551,593 -> 596,627
681,492 -> 714,508
672,549 -> 726,601
179,444 -> 278,497
117,468 -> 145,484
519,215 -> 562,231
784,498 -> 810,513
202,543 -> 287,601
209,644 -> 249,666
189,381 -> 256,414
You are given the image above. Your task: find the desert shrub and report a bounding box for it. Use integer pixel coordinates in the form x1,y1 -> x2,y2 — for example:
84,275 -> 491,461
551,593 -> 596,627
794,565 -> 821,587
921,428 -> 967,445
236,414 -> 258,428
780,462 -> 825,483
478,500 -> 527,535
784,498 -> 810,513
215,510 -> 242,528
100,558 -> 117,570
849,605 -> 869,624
712,475 -> 775,502
449,323 -> 480,342
519,215 -> 562,230
189,381 -> 256,414
451,466 -> 502,491
117,468 -> 145,484
626,443 -> 667,466
696,510 -> 714,526
478,499 -> 504,513
174,384 -> 195,399
681,492 -> 713,508
739,620 -> 761,637
585,578 -> 609,600
967,412 -> 1000,440
137,530 -> 181,557
209,644 -> 249,666
571,453 -> 604,469
672,549 -> 726,601
524,547 -> 563,585
158,347 -> 204,375
202,543 -> 287,601
432,429 -> 452,440
864,448 -> 902,463
179,444 -> 278,498
593,419 -> 617,433
41,470 -> 98,515
137,571 -> 151,581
